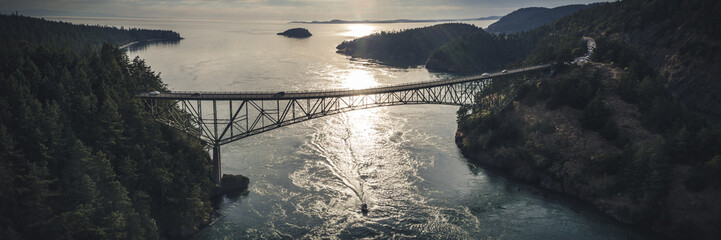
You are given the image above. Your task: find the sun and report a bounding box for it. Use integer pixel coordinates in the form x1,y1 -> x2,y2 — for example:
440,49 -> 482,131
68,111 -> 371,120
341,68 -> 378,90
342,24 -> 375,38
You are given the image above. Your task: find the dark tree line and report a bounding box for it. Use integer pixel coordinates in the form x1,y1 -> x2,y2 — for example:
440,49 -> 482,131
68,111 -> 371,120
0,15 -> 213,239
0,13 -> 182,52
591,38 -> 721,191
425,29 -> 532,73
336,23 -> 481,66
427,25 -> 586,73
456,0 -> 721,238
333,18 -> 590,74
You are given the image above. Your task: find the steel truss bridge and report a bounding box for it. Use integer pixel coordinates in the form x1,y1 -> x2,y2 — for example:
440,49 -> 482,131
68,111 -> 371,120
138,64 -> 553,183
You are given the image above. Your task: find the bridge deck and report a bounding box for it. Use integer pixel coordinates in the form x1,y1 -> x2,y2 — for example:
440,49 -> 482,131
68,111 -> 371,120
136,64 -> 552,100
138,63 -> 554,184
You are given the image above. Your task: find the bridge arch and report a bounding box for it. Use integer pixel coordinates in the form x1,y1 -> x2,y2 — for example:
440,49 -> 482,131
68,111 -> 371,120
138,64 -> 552,183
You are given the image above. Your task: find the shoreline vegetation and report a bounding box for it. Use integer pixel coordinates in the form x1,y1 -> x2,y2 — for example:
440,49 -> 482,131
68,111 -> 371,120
331,0 -> 721,238
456,61 -> 721,239
3,0 -> 721,238
335,23 -> 487,67
485,4 -> 595,34
334,23 -> 557,72
0,14 -> 183,52
452,0 -> 721,238
333,5 -> 595,73
0,13 -> 246,239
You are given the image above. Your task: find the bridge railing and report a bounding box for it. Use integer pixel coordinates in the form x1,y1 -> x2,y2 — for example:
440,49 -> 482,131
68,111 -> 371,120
138,63 -> 553,184
141,63 -> 552,98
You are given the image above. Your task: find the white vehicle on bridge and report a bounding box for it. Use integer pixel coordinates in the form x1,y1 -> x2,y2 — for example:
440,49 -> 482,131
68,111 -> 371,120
150,91 -> 160,95
481,73 -> 490,77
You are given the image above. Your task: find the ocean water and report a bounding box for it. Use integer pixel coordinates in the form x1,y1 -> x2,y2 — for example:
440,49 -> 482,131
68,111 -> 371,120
54,17 -> 650,239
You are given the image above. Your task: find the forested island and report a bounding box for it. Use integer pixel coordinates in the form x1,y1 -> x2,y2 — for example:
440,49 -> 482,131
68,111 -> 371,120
336,23 -> 481,66
334,22 -> 586,72
277,28 -> 312,38
0,14 -> 235,239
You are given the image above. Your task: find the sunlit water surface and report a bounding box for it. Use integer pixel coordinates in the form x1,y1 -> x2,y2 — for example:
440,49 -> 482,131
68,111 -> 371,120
54,17 -> 651,239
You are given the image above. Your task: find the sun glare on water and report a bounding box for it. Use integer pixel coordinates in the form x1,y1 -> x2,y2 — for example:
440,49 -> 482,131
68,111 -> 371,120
343,24 -> 375,38
341,68 -> 379,90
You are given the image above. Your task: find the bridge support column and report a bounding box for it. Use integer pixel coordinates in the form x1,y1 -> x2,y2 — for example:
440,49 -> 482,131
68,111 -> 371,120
212,144 -> 222,184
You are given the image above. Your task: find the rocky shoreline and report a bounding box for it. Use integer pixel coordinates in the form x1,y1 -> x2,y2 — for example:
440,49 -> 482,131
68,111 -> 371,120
454,63 -> 721,239
166,174 -> 250,239
454,131 -> 646,225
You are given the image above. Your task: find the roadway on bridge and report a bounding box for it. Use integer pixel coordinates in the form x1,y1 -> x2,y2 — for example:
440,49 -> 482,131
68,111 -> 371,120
137,64 -> 552,100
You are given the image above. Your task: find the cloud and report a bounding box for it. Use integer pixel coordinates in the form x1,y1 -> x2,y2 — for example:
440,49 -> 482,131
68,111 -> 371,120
3,0 -> 604,20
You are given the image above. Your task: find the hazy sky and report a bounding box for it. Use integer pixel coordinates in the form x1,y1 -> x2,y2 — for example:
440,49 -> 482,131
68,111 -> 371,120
2,0 -> 604,21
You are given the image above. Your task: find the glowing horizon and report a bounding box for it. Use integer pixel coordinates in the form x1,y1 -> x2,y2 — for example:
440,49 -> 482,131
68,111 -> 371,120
2,0 -> 605,22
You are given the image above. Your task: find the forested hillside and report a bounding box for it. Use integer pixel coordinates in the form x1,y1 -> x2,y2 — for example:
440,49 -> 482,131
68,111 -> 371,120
333,4 -> 596,73
335,23 -> 480,66
0,15 -> 214,239
457,61 -> 721,239
424,29 -> 532,73
0,14 -> 182,51
430,0 -> 721,116
424,25 -> 587,73
552,0 -> 721,116
456,0 -> 721,238
485,4 -> 593,34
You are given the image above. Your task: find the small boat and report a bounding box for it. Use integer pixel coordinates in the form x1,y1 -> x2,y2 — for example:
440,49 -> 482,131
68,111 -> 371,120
361,204 -> 368,213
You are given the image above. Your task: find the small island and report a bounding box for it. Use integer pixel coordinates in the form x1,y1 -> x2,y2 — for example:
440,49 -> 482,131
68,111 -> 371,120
277,28 -> 312,38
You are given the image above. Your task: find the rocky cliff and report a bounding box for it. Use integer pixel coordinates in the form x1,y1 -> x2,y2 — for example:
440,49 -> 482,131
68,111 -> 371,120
455,63 -> 721,239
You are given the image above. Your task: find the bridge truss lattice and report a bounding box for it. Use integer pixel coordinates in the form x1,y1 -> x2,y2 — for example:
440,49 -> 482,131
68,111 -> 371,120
139,64 -> 552,183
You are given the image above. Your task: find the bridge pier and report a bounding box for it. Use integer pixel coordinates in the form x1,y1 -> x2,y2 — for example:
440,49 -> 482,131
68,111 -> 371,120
138,64 -> 554,187
212,144 -> 222,184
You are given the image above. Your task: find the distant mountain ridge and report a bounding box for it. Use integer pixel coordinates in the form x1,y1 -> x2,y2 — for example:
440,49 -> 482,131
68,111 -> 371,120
291,16 -> 500,24
486,4 -> 594,34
